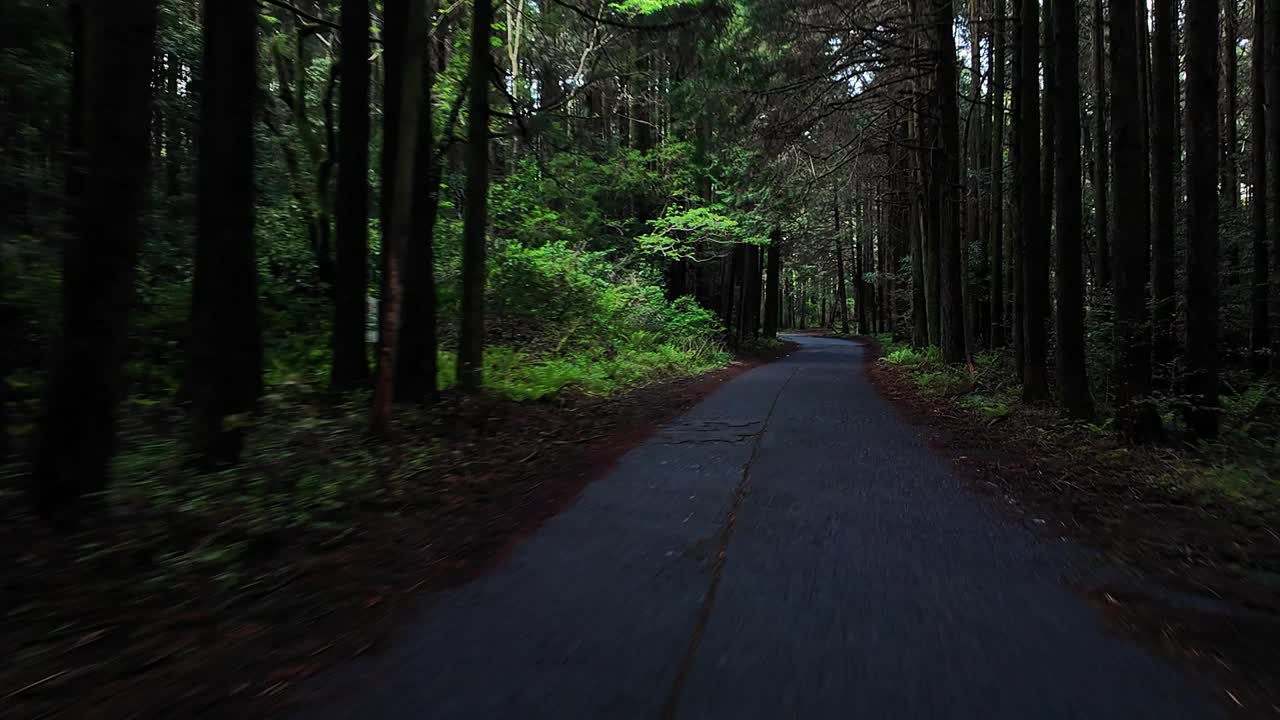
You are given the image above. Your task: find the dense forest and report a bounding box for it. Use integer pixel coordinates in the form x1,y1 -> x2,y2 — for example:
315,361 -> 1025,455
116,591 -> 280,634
9,0 -> 1280,714
3,0 -> 1280,516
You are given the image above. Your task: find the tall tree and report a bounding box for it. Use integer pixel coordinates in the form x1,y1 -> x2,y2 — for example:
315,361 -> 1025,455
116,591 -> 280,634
1016,0 -> 1048,399
1222,0 -> 1241,211
764,228 -> 782,338
1250,0 -> 1270,372
989,0 -> 1007,347
834,187 -> 851,334
1092,0 -> 1111,291
1111,0 -> 1162,439
1185,0 -> 1221,439
458,0 -> 494,392
1151,0 -> 1177,372
936,0 -> 967,363
189,0 -> 263,463
32,0 -> 158,513
331,0 -> 371,390
371,0 -> 429,433
1269,0 -> 1280,365
393,0 -> 440,402
1053,0 -> 1093,417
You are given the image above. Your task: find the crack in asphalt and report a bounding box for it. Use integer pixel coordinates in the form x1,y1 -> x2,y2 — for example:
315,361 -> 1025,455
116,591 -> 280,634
660,368 -> 799,720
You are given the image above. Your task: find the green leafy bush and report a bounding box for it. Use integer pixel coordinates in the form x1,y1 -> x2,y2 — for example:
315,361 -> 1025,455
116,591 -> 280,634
885,347 -> 924,366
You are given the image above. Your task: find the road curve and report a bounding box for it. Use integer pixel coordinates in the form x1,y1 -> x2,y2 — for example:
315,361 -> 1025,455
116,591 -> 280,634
304,335 -> 1218,719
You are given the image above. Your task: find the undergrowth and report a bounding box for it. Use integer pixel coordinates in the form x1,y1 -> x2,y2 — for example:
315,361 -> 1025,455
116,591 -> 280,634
872,333 -> 1280,515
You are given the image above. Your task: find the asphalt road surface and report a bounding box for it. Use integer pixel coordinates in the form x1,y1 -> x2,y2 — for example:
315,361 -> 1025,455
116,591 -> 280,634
306,335 -> 1219,719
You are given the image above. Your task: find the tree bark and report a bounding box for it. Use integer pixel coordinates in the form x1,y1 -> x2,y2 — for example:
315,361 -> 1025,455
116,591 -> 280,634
764,229 -> 781,338
391,0 -> 440,404
371,0 -> 427,434
458,0 -> 494,392
1151,0 -> 1178,375
1184,0 -> 1221,439
1111,0 -> 1163,440
1250,0 -> 1270,372
32,0 -> 157,514
1016,0 -> 1048,399
1269,0 -> 1280,366
834,188 -> 851,335
990,0 -> 1007,347
1222,0 -> 1241,211
331,0 -> 371,390
1092,0 -> 1111,291
933,0 -> 967,361
189,0 -> 262,464
1053,0 -> 1094,417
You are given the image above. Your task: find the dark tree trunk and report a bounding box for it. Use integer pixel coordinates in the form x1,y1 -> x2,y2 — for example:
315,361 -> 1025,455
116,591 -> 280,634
764,229 -> 781,338
1009,0 -> 1025,379
1184,0 -> 1221,439
1222,0 -> 1240,211
1250,0 -> 1270,372
391,0 -> 439,403
331,0 -> 371,390
990,0 -> 1007,347
1111,0 -> 1163,440
1151,0 -> 1178,374
967,0 -> 984,351
458,0 -> 493,392
371,0 -> 428,433
1053,0 -> 1094,417
1041,0 -> 1056,254
865,194 -> 882,335
746,245 -> 762,338
1269,0 -> 1280,366
32,0 -> 157,514
1016,0 -> 1048,399
911,180 -> 928,347
189,0 -> 262,464
834,188 -> 851,334
1092,0 -> 1111,291
720,248 -> 737,331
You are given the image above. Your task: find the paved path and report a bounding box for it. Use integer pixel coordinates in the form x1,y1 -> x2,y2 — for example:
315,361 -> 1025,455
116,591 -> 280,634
308,335 -> 1218,719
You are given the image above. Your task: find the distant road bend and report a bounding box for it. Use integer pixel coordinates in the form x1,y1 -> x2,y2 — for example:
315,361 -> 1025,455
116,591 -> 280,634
308,335 -> 1218,719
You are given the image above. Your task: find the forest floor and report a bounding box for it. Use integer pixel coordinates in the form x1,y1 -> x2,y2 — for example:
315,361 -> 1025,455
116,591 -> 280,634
858,335 -> 1280,717
0,341 -> 793,720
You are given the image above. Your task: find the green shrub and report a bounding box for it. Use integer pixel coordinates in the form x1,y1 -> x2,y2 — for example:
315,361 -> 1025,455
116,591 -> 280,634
885,347 -> 924,366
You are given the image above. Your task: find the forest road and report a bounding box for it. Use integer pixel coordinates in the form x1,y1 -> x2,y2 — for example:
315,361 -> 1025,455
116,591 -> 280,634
304,335 -> 1220,719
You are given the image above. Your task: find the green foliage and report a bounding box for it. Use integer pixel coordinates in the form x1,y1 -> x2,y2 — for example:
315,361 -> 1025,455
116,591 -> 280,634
884,347 -> 924,366
957,394 -> 1011,420
445,248 -> 729,400
912,368 -> 973,397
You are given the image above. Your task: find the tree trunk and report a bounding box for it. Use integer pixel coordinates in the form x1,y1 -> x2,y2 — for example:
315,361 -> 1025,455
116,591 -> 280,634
990,0 -> 1007,347
1111,0 -> 1163,440
458,0 -> 494,392
1092,0 -> 1111,291
1053,0 -> 1094,417
911,178 -> 929,347
32,0 -> 157,514
371,0 -> 428,433
331,0 -> 371,390
934,0 -> 968,363
834,188 -> 851,334
189,0 -> 262,464
764,229 -> 781,338
1017,0 -> 1048,399
1184,0 -> 1221,439
391,0 -> 440,403
1250,0 -> 1270,372
1269,0 -> 1280,366
1222,0 -> 1240,211
1041,0 -> 1056,256
1151,0 -> 1178,375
